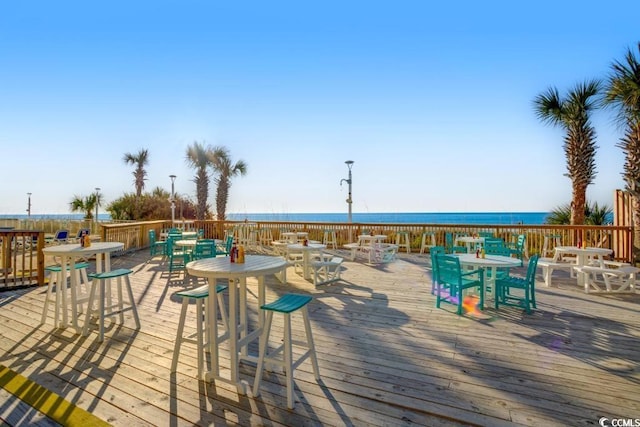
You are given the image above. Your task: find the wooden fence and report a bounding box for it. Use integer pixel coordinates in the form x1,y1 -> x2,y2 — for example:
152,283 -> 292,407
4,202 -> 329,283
103,220 -> 634,262
0,219 -> 633,292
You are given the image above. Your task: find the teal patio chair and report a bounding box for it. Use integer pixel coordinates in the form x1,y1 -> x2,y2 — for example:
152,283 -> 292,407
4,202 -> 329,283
216,235 -> 234,256
508,234 -> 526,266
166,236 -> 190,272
149,230 -> 166,257
429,246 -> 445,295
193,239 -> 216,260
478,231 -> 494,238
495,254 -> 539,314
484,238 -> 507,255
435,254 -> 484,315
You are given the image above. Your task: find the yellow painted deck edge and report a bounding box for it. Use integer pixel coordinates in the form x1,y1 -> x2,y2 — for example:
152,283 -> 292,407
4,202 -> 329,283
0,364 -> 111,427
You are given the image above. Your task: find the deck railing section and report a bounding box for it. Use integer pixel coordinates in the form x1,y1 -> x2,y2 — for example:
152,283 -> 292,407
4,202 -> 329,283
101,220 -> 635,263
0,230 -> 45,289
0,220 -> 630,291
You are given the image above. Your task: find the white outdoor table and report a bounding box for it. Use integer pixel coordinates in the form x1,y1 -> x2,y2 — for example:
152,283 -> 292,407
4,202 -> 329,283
453,253 -> 521,298
186,255 -> 287,392
42,242 -> 124,332
281,231 -> 308,244
287,243 -> 326,279
455,236 -> 485,253
553,246 -> 613,288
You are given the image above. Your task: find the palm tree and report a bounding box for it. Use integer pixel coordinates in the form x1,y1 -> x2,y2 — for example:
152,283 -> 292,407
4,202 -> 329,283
546,201 -> 612,225
534,80 -> 600,225
185,141 -> 213,220
603,42 -> 640,261
210,146 -> 247,221
123,148 -> 149,197
70,194 -> 97,219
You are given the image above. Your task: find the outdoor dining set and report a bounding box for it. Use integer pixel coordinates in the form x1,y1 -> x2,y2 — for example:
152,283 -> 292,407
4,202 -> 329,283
37,225 -> 638,411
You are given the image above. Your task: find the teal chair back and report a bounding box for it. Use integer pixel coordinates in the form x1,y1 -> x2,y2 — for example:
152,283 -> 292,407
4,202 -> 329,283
478,231 -> 494,238
484,238 -> 506,255
435,254 -> 484,315
429,246 -> 445,295
194,239 -> 216,260
445,232 -> 454,252
495,254 -> 539,313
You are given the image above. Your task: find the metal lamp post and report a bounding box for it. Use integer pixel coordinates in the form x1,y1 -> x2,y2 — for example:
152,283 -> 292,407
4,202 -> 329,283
340,160 -> 354,241
169,175 -> 176,227
26,193 -> 32,228
94,187 -> 101,234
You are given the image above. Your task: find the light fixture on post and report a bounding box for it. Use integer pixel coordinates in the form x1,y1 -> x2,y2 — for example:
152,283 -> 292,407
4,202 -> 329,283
26,193 -> 32,225
340,160 -> 354,241
169,175 -> 177,227
94,187 -> 101,235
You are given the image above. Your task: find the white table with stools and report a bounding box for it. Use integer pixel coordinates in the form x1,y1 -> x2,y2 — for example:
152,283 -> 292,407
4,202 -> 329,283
42,242 -> 126,334
186,255 -> 287,393
287,242 -> 326,280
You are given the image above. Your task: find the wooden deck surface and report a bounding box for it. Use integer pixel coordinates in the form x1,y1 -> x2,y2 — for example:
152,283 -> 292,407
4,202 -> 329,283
1,247 -> 639,426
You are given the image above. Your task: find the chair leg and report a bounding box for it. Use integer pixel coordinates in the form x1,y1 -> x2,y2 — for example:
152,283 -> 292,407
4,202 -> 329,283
252,311 -> 274,398
283,312 -> 294,409
302,306 -> 320,380
171,298 -> 190,372
124,275 -> 141,329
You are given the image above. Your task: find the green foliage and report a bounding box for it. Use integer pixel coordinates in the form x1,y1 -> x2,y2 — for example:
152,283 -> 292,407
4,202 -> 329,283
545,201 -> 612,225
69,193 -> 98,219
106,187 -> 197,221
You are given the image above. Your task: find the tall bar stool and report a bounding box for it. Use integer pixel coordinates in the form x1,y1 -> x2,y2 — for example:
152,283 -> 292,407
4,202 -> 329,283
322,229 -> 337,250
419,232 -> 436,254
542,234 -> 562,258
171,283 -> 228,379
252,293 -> 320,409
396,231 -> 411,253
259,228 -> 274,246
83,268 -> 140,342
41,262 -> 91,327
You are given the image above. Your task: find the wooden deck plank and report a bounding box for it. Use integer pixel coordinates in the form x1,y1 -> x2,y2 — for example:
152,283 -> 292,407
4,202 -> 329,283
0,248 -> 639,426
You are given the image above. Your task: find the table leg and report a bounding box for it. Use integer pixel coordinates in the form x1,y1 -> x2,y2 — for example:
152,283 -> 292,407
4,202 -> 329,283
68,257 -> 81,333
239,278 -> 248,357
227,277 -> 241,393
208,279 -> 219,377
302,252 -> 309,279
60,256 -> 69,328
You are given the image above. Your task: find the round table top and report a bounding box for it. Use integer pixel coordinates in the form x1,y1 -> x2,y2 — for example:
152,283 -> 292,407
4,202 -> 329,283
175,239 -> 198,247
455,236 -> 485,244
287,243 -> 326,251
454,253 -> 521,267
186,255 -> 287,279
555,246 -> 612,255
43,241 -> 124,256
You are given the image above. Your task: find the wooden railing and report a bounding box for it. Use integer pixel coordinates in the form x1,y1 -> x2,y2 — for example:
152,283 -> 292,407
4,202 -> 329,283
0,230 -> 45,290
103,220 -> 635,263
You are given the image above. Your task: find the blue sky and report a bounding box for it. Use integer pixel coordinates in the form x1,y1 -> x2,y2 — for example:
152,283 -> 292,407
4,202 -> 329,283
1,1 -> 638,216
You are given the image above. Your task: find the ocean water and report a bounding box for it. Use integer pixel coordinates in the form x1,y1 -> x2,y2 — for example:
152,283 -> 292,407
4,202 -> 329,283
0,212 -> 551,225
226,212 -> 550,225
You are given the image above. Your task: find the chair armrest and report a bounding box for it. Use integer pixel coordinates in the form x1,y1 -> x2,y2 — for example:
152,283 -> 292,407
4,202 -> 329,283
461,269 -> 483,277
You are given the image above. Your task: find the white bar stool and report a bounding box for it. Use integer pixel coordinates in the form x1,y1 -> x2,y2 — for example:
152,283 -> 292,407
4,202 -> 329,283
395,231 -> 411,253
419,232 -> 436,254
83,268 -> 140,342
171,283 -> 228,379
542,234 -> 563,258
252,293 -> 320,409
41,262 -> 91,328
259,228 -> 273,246
322,229 -> 337,250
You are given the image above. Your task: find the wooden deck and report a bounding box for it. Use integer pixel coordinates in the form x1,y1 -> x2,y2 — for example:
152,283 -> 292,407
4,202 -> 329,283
1,248 -> 639,426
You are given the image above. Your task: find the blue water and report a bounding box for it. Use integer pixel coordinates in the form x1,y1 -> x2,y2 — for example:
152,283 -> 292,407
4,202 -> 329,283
1,212 -> 552,224
226,212 -> 551,225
